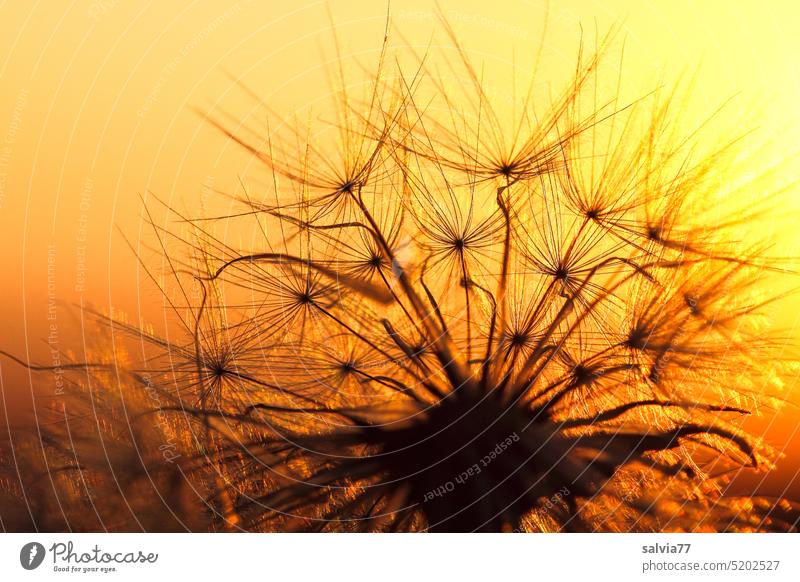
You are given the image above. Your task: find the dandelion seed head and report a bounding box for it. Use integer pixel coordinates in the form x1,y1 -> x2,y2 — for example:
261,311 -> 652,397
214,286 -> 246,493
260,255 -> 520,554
4,18 -> 798,534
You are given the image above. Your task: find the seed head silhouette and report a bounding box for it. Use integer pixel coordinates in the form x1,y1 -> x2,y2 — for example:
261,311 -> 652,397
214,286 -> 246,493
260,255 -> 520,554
2,19 -> 798,533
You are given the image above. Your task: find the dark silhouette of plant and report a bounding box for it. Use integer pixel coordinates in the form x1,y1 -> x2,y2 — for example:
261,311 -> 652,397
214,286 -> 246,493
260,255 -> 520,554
2,19 -> 798,533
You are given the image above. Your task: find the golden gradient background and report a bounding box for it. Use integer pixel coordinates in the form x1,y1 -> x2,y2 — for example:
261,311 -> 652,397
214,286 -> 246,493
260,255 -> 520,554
1,0 -> 799,500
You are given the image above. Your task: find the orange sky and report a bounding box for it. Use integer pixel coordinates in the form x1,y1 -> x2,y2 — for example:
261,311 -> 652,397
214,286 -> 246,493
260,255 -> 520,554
1,0 -> 799,497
